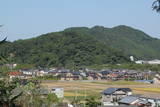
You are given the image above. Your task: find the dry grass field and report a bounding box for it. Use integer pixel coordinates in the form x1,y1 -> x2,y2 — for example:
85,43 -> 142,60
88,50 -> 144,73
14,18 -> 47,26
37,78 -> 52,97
41,80 -> 160,98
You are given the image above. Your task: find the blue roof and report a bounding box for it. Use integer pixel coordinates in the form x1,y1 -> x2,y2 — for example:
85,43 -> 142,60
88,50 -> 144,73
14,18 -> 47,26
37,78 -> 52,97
119,96 -> 139,104
118,88 -> 132,92
72,71 -> 81,75
101,70 -> 111,75
102,88 -> 132,95
102,88 -> 117,95
135,80 -> 153,83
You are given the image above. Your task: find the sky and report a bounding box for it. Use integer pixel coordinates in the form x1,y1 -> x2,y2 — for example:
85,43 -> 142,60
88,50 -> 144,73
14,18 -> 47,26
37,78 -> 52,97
0,0 -> 159,41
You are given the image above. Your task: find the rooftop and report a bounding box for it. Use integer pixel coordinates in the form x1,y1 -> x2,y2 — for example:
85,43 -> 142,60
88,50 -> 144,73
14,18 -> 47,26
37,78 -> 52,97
119,96 -> 139,104
102,88 -> 132,95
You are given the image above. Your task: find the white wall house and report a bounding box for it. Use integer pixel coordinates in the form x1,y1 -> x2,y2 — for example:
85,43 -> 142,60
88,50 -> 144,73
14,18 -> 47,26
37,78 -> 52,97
51,88 -> 64,98
147,59 -> 160,65
135,60 -> 144,64
135,59 -> 160,65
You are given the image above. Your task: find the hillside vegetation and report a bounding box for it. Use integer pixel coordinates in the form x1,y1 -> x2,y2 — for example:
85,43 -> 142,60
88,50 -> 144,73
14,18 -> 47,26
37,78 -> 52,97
1,25 -> 160,67
0,30 -> 129,67
66,25 -> 160,60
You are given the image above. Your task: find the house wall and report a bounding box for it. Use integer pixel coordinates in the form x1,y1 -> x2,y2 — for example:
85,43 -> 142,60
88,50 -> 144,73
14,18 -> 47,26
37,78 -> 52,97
102,95 -> 113,102
101,90 -> 129,106
51,88 -> 64,98
153,78 -> 160,84
127,92 -> 132,96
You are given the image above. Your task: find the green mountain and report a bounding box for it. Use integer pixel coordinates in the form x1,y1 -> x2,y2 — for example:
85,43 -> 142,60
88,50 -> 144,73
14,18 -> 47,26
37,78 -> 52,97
0,25 -> 159,67
65,25 -> 160,60
0,29 -> 129,67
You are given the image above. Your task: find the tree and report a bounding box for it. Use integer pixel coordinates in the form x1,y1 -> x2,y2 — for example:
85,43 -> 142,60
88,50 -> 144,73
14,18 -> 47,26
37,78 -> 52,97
0,79 -> 22,107
85,96 -> 101,107
46,93 -> 59,107
17,82 -> 41,107
0,25 -> 8,72
71,96 -> 82,107
0,25 -> 7,45
153,0 -> 160,12
0,37 -> 7,45
0,28 -> 22,107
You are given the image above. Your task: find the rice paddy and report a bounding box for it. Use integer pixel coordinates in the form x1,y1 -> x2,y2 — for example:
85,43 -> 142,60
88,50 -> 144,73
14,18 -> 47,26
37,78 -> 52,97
41,80 -> 160,98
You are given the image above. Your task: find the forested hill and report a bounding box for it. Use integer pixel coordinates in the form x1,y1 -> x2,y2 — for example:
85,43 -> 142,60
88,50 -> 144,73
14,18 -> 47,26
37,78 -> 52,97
0,25 -> 160,67
0,29 -> 129,67
65,25 -> 160,60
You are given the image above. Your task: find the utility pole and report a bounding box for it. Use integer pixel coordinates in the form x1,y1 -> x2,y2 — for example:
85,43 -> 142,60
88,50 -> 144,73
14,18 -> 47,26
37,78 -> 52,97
74,87 -> 78,107
9,53 -> 14,72
84,88 -> 86,107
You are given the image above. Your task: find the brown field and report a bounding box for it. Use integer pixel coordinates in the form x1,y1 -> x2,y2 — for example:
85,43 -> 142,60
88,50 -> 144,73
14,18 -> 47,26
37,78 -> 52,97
41,80 -> 160,98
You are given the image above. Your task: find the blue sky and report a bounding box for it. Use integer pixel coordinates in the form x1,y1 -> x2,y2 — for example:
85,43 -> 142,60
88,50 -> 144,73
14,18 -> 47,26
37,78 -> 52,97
0,0 -> 159,41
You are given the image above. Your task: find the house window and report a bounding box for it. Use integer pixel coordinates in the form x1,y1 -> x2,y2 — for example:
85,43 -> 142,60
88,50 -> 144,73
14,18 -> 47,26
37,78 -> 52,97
52,89 -> 56,91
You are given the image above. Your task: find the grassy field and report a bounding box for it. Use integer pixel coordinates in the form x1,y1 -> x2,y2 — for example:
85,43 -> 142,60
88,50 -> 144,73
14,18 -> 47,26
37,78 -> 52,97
41,80 -> 160,100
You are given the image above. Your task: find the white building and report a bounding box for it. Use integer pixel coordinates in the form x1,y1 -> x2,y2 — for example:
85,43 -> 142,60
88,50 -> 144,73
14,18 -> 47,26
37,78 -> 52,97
135,60 -> 144,64
135,59 -> 160,65
147,59 -> 160,65
130,56 -> 134,62
51,88 -> 64,98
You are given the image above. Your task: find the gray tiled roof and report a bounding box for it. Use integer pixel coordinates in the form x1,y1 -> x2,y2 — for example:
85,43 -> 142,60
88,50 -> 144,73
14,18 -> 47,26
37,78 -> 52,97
102,88 -> 132,95
141,94 -> 160,99
119,96 -> 139,104
102,88 -> 117,95
118,88 -> 132,92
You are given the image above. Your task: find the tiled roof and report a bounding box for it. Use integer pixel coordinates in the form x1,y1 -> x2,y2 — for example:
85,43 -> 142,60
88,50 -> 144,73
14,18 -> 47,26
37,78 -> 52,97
102,88 -> 117,95
141,94 -> 160,99
102,88 -> 132,95
119,96 -> 139,104
9,71 -> 21,76
118,88 -> 132,92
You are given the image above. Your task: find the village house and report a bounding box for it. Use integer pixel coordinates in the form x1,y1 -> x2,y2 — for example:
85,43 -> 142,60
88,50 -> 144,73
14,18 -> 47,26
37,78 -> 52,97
51,87 -> 64,98
140,94 -> 160,107
35,69 -> 46,77
20,69 -> 36,78
107,73 -> 119,81
9,71 -> 23,79
48,71 -> 59,76
6,63 -> 17,69
9,67 -> 155,81
119,95 -> 152,107
135,59 -> 160,65
118,96 -> 140,106
87,72 -> 102,80
60,71 -> 73,81
101,88 -> 132,106
100,87 -> 160,107
101,70 -> 111,76
119,94 -> 160,107
59,71 -> 83,81
153,74 -> 160,84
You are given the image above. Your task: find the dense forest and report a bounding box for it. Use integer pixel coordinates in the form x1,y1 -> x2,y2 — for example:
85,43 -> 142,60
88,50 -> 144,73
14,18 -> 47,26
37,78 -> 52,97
65,25 -> 160,60
0,29 -> 129,67
0,25 -> 160,67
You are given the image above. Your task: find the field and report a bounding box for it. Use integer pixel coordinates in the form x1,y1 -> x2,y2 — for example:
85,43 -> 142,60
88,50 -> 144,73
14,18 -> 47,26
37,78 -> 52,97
41,80 -> 160,101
